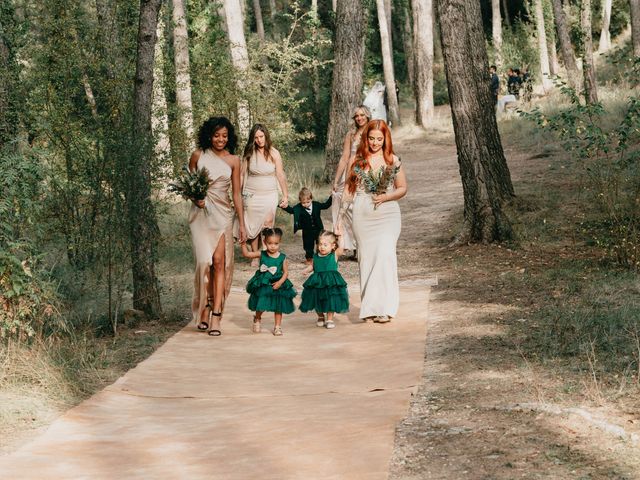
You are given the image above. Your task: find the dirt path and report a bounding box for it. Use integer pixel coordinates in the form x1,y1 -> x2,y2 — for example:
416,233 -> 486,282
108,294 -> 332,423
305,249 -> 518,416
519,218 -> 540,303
387,117 -> 640,479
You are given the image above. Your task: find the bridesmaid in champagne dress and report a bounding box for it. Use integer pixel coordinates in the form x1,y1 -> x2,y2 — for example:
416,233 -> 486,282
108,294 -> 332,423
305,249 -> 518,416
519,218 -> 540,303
337,119 -> 407,322
331,105 -> 371,254
189,117 -> 246,336
240,124 -> 289,264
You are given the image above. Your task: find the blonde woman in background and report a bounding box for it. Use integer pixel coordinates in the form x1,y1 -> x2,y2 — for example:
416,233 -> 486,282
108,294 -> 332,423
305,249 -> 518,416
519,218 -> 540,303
331,105 -> 371,257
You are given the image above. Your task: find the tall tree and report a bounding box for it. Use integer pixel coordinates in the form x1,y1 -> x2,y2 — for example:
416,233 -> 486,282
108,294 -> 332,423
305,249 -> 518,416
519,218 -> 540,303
412,0 -> 434,126
253,0 -> 265,41
376,0 -> 400,125
402,6 -> 415,87
598,0 -> 612,52
534,0 -> 552,90
384,0 -> 393,56
632,0 -> 640,57
130,0 -> 164,317
224,0 -> 251,135
551,0 -> 580,89
171,0 -> 194,148
491,0 -> 502,69
502,0 -> 511,27
323,0 -> 367,180
581,0 -> 598,103
436,0 -> 515,243
549,38 -> 560,75
269,0 -> 277,19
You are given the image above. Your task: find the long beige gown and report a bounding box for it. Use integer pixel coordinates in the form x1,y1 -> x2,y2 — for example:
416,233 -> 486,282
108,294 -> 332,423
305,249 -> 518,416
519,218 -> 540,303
189,149 -> 235,323
331,131 -> 360,250
352,157 -> 402,319
242,151 -> 278,240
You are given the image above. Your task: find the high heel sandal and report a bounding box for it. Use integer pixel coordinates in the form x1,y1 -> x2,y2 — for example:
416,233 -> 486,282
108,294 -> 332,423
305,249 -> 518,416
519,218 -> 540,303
208,311 -> 222,336
197,301 -> 213,331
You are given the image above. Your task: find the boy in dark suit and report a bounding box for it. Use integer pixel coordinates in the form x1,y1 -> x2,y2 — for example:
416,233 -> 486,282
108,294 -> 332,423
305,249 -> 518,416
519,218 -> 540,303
280,187 -> 332,264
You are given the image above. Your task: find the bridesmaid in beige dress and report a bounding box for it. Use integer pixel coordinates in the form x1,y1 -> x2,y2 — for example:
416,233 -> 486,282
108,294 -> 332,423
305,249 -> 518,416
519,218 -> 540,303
331,105 -> 371,255
189,117 -> 246,336
337,119 -> 407,322
240,124 -> 289,263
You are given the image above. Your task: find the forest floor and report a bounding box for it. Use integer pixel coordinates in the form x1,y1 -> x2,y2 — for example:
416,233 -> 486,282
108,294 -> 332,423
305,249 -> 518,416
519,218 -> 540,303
385,106 -> 640,479
4,103 -> 640,478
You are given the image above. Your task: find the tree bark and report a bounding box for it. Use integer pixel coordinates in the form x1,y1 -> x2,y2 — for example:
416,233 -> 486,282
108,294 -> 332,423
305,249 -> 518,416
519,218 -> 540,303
154,13 -> 171,158
384,0 -> 394,57
376,0 -> 400,125
632,0 -> 640,57
323,0 -> 367,180
224,0 -> 251,135
534,0 -> 552,90
581,0 -> 598,103
436,0 -> 515,243
171,0 -> 194,149
311,0 -> 318,16
130,0 -> 163,317
402,7 -> 415,88
252,0 -> 265,41
269,0 -> 277,19
551,0 -> 580,89
598,0 -> 612,53
549,37 -> 560,75
491,0 -> 502,69
412,0 -> 434,126
502,0 -> 511,27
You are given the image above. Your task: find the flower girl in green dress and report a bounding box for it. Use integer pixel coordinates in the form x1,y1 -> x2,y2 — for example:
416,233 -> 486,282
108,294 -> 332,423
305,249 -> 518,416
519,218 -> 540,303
299,231 -> 349,329
241,228 -> 297,336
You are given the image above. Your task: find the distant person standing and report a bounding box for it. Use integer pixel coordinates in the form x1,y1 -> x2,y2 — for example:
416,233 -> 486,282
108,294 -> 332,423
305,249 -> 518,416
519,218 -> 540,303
521,67 -> 533,103
489,65 -> 499,106
507,68 -> 521,99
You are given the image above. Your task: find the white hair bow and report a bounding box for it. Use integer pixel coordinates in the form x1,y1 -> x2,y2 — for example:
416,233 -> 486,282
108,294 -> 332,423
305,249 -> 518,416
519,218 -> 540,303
259,264 -> 277,275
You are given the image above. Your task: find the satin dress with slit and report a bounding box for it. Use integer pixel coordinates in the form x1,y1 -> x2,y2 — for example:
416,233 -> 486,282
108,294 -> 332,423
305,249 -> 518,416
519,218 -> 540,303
189,149 -> 235,324
242,151 -> 279,240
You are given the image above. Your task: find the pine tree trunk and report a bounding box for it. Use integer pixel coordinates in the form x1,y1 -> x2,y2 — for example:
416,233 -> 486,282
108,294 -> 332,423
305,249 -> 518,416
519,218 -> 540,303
269,0 -> 276,19
436,0 -> 515,244
323,0 -> 367,180
402,8 -> 415,88
632,0 -> 640,57
311,0 -> 318,16
171,0 -> 194,149
224,0 -> 251,135
492,0 -> 502,69
153,13 -> 171,158
332,0 -> 337,12
412,0 -> 434,126
549,37 -> 560,75
385,0 -> 393,56
551,0 -> 580,89
253,0 -> 265,41
502,0 -> 511,27
581,0 -> 598,103
534,0 -> 552,90
130,0 -> 163,318
598,0 -> 612,52
376,0 -> 400,125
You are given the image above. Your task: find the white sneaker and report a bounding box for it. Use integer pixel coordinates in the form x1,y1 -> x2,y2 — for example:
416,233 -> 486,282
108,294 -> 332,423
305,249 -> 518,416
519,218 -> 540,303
325,320 -> 336,329
316,316 -> 325,327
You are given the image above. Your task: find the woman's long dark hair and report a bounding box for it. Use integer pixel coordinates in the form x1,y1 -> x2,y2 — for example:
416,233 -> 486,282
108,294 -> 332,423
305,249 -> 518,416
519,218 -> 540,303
197,116 -> 238,154
243,123 -> 274,163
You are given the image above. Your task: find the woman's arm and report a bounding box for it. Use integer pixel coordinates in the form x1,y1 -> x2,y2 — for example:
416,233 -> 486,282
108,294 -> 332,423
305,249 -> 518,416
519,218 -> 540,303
332,132 -> 353,191
230,156 -> 247,243
272,258 -> 289,289
272,149 -> 289,208
372,163 -> 408,208
241,242 -> 262,259
335,155 -> 356,235
189,150 -> 205,208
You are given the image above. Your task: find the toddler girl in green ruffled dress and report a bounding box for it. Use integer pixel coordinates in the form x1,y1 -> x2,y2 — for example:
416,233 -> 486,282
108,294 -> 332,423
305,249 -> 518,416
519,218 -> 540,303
242,228 -> 297,336
299,230 -> 349,329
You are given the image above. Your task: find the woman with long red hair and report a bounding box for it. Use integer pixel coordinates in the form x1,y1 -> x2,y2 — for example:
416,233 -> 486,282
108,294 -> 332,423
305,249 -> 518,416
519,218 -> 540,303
336,120 -> 407,322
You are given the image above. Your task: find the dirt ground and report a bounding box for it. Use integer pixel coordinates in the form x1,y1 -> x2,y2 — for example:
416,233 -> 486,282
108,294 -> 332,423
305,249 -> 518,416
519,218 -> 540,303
385,111 -> 640,479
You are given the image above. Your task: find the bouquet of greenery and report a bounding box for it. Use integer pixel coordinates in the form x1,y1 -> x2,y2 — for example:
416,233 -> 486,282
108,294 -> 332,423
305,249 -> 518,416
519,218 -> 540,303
168,166 -> 211,212
355,164 -> 400,208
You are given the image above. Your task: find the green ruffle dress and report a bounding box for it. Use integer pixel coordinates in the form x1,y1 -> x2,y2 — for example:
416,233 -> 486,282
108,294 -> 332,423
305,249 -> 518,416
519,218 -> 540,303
246,251 -> 297,314
299,252 -> 349,314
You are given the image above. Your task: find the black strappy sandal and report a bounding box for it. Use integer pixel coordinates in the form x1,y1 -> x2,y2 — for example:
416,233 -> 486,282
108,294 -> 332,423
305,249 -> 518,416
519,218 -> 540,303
197,300 -> 213,331
208,311 -> 222,336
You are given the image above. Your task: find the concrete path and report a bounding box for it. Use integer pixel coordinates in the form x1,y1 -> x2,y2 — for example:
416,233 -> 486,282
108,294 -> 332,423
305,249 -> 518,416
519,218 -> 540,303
0,286 -> 428,479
